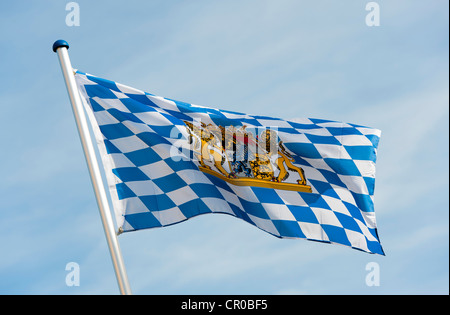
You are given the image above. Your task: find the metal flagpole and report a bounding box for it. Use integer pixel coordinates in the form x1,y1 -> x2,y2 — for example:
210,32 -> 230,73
53,40 -> 132,295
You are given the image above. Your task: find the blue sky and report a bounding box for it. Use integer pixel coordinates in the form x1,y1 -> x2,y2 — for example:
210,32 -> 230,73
0,1 -> 448,294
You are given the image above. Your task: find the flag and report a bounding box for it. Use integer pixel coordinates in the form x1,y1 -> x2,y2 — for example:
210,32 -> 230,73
75,70 -> 384,255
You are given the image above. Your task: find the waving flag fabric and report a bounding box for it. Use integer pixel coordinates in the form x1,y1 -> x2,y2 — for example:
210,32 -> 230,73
75,70 -> 384,255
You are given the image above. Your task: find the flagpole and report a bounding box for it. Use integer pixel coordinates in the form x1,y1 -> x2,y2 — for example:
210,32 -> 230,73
52,40 -> 132,295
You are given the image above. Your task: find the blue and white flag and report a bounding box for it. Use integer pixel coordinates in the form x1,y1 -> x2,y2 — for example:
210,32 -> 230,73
75,71 -> 384,255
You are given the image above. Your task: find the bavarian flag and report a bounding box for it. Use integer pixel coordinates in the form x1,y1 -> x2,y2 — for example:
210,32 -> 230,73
75,71 -> 384,255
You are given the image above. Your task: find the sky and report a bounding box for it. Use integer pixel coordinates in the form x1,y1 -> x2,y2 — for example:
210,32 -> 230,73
0,1 -> 448,295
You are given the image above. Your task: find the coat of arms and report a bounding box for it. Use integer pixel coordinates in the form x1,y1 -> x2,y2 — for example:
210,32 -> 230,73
184,121 -> 312,193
